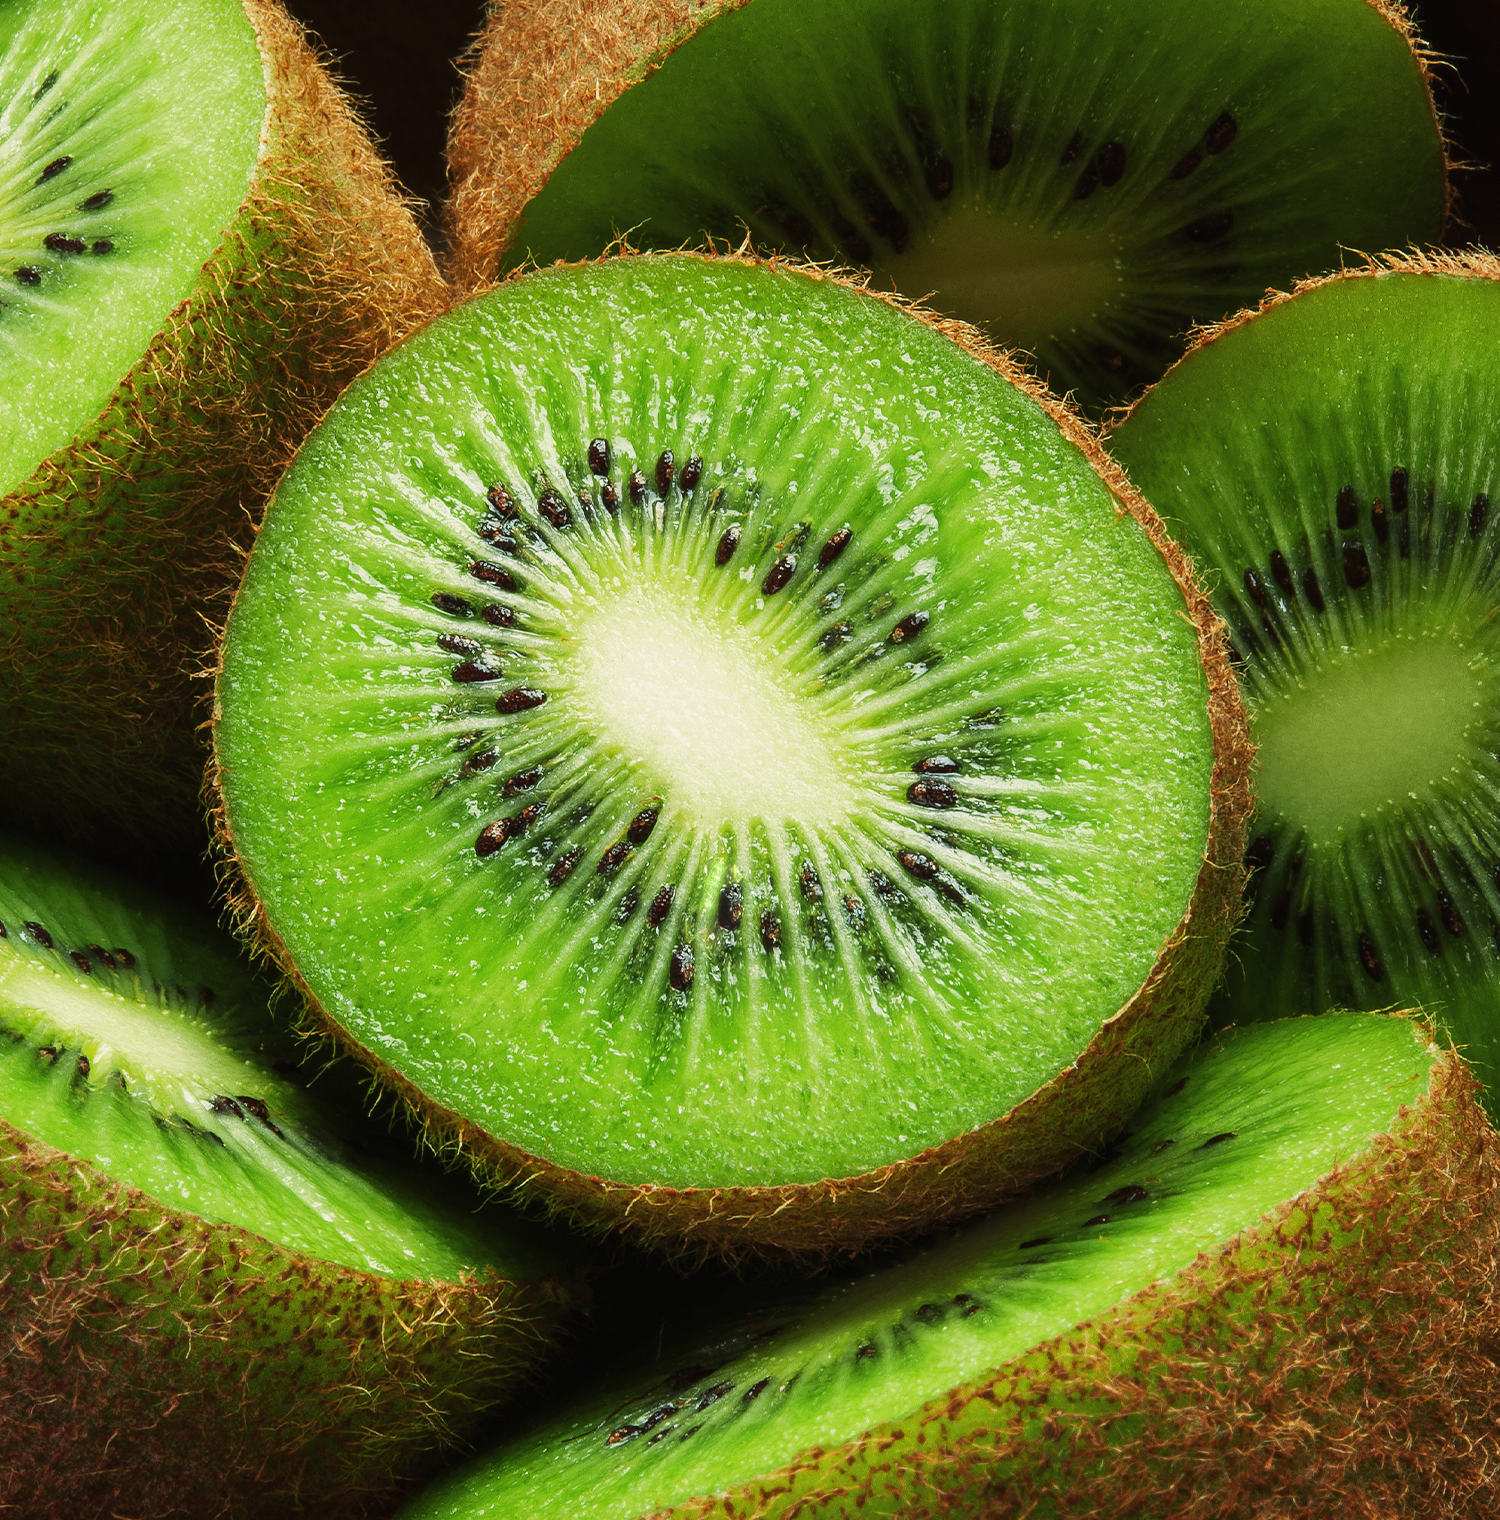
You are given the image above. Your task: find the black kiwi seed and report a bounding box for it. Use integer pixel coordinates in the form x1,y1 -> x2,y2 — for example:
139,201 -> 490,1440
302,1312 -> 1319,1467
629,469 -> 647,505
1200,1131 -> 1237,1147
37,155 -> 71,183
648,885 -> 676,928
762,555 -> 797,595
538,487 -> 572,529
76,1054 -> 89,1078
988,125 -> 1013,170
924,153 -> 954,200
91,240 -> 113,256
1417,909 -> 1440,953
718,882 -> 743,930
1269,550 -> 1294,596
80,188 -> 113,212
504,766 -> 543,796
627,808 -> 659,844
898,850 -> 939,881
461,749 -> 499,777
716,526 -> 741,566
70,951 -> 91,974
1170,146 -> 1203,180
1019,1237 -> 1052,1250
889,611 -> 928,643
588,438 -> 611,475
33,70 -> 56,99
602,481 -> 620,513
1302,567 -> 1326,612
1342,542 -> 1371,589
438,632 -> 483,656
614,887 -> 640,924
1242,568 -> 1267,608
0,921 -> 7,937
842,895 -> 867,933
1471,494 -> 1490,537
496,686 -> 547,713
431,592 -> 473,617
1100,347 -> 1125,374
1357,933 -> 1384,982
1390,466 -> 1409,512
598,841 -> 634,876
1163,1077 -> 1189,1097
475,820 -> 511,857
23,921 -> 52,948
759,911 -> 781,952
1102,1183 -> 1149,1204
1096,141 -> 1126,186
1185,211 -> 1233,242
817,527 -> 851,569
1083,1214 -> 1110,1228
679,456 -> 703,493
115,947 -> 135,967
44,234 -> 85,254
469,560 -> 517,590
482,603 -> 514,627
1059,130 -> 1082,166
1371,499 -> 1389,543
486,483 -> 517,518
907,778 -> 957,809
452,661 -> 501,683
1204,112 -> 1238,153
15,266 -> 41,286
820,620 -> 853,649
669,943 -> 694,991
1335,485 -> 1358,529
548,847 -> 584,887
1440,894 -> 1466,937
799,864 -> 823,901
913,755 -> 960,775
655,450 -> 675,495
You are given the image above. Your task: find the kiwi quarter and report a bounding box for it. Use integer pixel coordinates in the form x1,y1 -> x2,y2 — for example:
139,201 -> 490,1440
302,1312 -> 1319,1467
212,250 -> 1250,1261
0,0 -> 446,864
1109,251 -> 1500,1106
394,1012 -> 1500,1520
0,827 -> 584,1519
446,0 -> 1446,412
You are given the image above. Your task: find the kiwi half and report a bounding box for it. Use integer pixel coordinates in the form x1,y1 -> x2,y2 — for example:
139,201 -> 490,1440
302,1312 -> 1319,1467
446,0 -> 1445,412
395,1012 -> 1500,1519
0,0 -> 446,863
0,828 -> 584,1518
212,251 -> 1250,1261
1109,251 -> 1500,1104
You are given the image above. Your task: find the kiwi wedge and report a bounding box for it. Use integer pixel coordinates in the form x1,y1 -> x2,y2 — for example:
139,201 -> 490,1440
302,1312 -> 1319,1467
1109,251 -> 1500,1103
394,1012 -> 1499,1519
446,0 -> 1445,412
212,251 -> 1250,1260
0,828 -> 584,1518
0,0 -> 446,862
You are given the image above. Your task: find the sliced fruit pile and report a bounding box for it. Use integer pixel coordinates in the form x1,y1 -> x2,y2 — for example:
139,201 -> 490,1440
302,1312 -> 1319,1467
3,0 -> 1499,1515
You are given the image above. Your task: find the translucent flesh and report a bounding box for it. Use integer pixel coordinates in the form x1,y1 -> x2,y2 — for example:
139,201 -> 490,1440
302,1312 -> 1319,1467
399,1013 -> 1438,1520
1109,271 -> 1500,1096
0,0 -> 263,490
0,833 -> 565,1282
501,0 -> 1444,409
216,257 -> 1214,1190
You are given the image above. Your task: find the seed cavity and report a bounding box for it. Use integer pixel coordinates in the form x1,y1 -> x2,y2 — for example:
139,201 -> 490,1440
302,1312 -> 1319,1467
91,240 -> 113,256
1390,467 -> 1409,513
431,592 -> 473,617
799,864 -> 823,902
1471,493 -> 1491,537
820,620 -> 853,650
1059,130 -> 1082,166
924,153 -> 954,200
1269,550 -> 1294,596
719,881 -> 743,930
496,686 -> 547,714
1169,146 -> 1203,180
1242,568 -> 1266,609
1185,211 -> 1232,243
670,943 -> 694,991
1074,162 -> 1099,200
15,266 -> 40,286
842,895 -> 867,933
759,911 -> 781,952
1204,112 -> 1238,153
1096,140 -> 1126,186
1301,568 -> 1326,613
1357,932 -> 1384,982
1371,499 -> 1389,544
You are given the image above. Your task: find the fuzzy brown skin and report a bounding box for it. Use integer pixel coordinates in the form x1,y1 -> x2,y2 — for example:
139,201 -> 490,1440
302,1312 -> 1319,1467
642,1044 -> 1500,1518
0,1121 -> 581,1520
0,0 -> 447,867
210,249 -> 1253,1265
444,0 -> 1448,299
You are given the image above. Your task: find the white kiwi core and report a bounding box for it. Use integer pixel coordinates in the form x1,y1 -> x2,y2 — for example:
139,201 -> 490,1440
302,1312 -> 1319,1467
1252,636 -> 1483,842
569,577 -> 860,829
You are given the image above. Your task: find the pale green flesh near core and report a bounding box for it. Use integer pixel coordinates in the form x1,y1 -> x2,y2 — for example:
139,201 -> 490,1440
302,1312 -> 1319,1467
0,833 -> 566,1283
216,257 -> 1214,1191
399,1014 -> 1438,1520
0,0 -> 263,489
1109,269 -> 1500,1098
503,0 -> 1444,410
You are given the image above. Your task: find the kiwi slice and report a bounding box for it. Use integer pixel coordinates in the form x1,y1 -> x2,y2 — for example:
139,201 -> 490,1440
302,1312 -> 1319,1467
213,251 -> 1250,1260
0,828 -> 585,1518
446,0 -> 1445,412
394,1012 -> 1498,1519
0,0 -> 445,863
1108,252 -> 1500,1104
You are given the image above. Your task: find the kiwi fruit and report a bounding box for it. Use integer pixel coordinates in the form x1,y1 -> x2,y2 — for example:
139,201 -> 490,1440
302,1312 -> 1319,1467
446,0 -> 1445,412
393,1011 -> 1500,1519
0,826 -> 585,1518
0,0 -> 446,864
1108,251 -> 1500,1105
211,250 -> 1250,1261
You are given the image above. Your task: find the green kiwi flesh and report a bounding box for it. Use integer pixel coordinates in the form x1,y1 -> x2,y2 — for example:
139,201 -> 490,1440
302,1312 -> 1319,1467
0,0 -> 444,861
396,1013 -> 1499,1519
213,252 -> 1247,1258
0,828 -> 585,1517
448,0 -> 1446,411
1109,253 -> 1500,1104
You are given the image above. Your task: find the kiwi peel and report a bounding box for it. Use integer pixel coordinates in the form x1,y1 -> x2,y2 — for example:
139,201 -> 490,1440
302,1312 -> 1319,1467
0,0 -> 447,863
211,249 -> 1251,1263
1109,248 -> 1500,1103
0,828 -> 584,1517
396,1013 -> 1500,1519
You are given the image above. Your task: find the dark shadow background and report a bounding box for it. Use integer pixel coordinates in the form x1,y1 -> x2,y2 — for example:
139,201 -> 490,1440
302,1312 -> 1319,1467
283,0 -> 1500,258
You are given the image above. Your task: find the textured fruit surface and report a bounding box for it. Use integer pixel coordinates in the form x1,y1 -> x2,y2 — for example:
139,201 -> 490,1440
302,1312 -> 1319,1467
448,0 -> 1445,410
215,253 -> 1247,1256
1110,253 -> 1500,1101
398,1013 -> 1500,1520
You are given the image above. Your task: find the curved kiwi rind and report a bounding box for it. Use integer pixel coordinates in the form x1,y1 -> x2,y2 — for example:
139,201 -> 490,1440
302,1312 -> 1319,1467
0,0 -> 446,865
1108,250 -> 1500,1105
212,249 -> 1251,1262
446,0 -> 1446,412
0,827 -> 586,1518
395,1013 -> 1500,1520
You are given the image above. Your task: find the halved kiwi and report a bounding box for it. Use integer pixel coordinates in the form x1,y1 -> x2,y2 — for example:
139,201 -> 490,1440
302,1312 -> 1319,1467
0,0 -> 446,862
0,828 -> 584,1518
212,251 -> 1250,1261
446,0 -> 1445,412
394,1012 -> 1499,1519
1109,251 -> 1500,1103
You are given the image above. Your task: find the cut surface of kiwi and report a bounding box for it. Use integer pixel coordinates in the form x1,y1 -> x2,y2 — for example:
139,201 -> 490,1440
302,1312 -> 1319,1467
397,1013 -> 1499,1519
447,0 -> 1445,411
0,827 -> 584,1517
1110,252 -> 1500,1103
214,252 -> 1248,1257
0,0 -> 445,861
